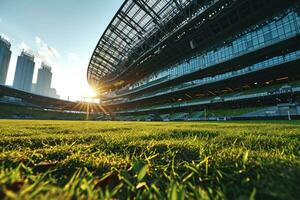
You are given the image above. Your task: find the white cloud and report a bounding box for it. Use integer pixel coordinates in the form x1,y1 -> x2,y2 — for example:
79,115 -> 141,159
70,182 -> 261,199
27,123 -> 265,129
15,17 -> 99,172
50,47 -> 60,59
34,36 -> 61,67
19,42 -> 30,51
0,18 -> 2,23
68,52 -> 79,62
35,36 -> 41,45
1,33 -> 12,42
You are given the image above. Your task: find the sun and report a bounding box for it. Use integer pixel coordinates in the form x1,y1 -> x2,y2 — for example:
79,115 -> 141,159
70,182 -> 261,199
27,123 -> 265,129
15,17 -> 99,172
57,79 -> 97,101
82,85 -> 97,98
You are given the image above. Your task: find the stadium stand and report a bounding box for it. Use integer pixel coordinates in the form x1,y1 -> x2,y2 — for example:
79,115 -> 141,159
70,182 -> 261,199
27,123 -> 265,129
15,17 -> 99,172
0,84 -> 103,120
86,0 -> 300,121
0,104 -> 100,120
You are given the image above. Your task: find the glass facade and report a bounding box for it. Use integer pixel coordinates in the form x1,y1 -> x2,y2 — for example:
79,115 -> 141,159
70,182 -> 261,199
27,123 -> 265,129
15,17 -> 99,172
103,45 -> 300,106
117,9 -> 300,94
129,49 -> 300,102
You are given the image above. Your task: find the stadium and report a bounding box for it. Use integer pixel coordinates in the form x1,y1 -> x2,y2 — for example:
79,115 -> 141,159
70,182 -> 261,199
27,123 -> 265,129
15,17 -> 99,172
1,1 -> 300,199
87,0 -> 300,121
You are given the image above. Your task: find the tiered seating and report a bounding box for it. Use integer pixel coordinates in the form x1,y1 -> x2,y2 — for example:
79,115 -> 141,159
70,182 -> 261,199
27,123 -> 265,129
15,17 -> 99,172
135,115 -> 152,121
189,111 -> 205,120
118,80 -> 300,115
206,107 -> 260,117
170,112 -> 189,121
0,104 -> 98,120
159,114 -> 170,121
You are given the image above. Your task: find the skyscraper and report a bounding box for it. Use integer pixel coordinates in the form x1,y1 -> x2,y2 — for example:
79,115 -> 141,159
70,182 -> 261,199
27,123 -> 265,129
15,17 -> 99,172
36,63 -> 52,96
13,51 -> 35,92
0,36 -> 12,85
31,83 -> 37,93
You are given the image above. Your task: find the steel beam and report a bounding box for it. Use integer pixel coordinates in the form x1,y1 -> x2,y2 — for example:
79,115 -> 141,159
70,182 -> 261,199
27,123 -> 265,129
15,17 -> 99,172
93,53 -> 117,71
102,37 -> 127,55
119,11 -> 146,32
133,0 -> 162,27
110,24 -> 134,46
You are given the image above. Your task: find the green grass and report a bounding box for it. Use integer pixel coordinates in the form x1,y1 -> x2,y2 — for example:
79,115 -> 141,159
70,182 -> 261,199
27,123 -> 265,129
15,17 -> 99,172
0,120 -> 299,199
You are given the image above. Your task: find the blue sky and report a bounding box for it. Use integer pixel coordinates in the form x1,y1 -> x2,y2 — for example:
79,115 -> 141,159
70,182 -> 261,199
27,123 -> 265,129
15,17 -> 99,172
0,0 -> 123,100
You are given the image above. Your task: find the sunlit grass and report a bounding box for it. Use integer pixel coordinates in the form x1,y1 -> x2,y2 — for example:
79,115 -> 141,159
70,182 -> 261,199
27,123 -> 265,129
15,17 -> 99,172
0,120 -> 299,199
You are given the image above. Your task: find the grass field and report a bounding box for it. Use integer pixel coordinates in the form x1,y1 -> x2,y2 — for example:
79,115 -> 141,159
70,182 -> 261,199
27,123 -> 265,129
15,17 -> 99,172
0,120 -> 299,199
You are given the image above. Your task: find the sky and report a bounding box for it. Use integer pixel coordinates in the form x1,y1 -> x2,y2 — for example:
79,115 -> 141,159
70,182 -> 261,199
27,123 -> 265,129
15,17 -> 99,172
0,0 -> 123,101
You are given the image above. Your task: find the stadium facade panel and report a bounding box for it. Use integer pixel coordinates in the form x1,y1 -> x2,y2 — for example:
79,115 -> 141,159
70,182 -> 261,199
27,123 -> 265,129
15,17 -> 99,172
88,0 -> 300,120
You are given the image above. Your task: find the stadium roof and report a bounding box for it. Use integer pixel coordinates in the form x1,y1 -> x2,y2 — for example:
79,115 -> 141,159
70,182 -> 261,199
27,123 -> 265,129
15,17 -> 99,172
88,0 -> 295,91
87,0 -> 216,88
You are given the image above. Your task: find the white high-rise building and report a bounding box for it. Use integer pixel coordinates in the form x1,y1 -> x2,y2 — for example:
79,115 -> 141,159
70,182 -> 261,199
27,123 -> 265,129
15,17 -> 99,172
0,36 -> 12,85
13,51 -> 35,92
36,63 -> 52,96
